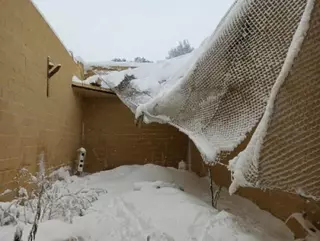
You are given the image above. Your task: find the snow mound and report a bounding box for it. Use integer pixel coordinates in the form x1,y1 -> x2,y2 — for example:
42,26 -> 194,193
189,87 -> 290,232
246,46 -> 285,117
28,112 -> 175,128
133,181 -> 183,191
0,164 -> 294,241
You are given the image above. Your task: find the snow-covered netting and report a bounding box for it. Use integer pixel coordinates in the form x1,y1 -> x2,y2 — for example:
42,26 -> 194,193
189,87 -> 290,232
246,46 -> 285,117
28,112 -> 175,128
101,53 -> 200,112
102,0 -> 320,199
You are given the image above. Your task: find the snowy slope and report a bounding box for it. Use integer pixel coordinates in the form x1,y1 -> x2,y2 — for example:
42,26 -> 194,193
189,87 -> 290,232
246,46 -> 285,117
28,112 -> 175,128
73,55 -> 192,94
0,164 -> 293,241
84,61 -> 148,72
100,37 -> 210,96
100,54 -> 193,95
73,39 -> 209,101
72,75 -> 103,87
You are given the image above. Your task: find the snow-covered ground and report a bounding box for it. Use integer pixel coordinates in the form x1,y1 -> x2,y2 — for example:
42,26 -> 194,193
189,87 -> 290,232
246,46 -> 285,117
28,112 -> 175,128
0,164 -> 294,241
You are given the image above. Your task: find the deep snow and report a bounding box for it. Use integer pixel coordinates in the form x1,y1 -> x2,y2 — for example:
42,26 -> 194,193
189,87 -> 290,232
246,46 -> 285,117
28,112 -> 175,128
0,164 -> 294,241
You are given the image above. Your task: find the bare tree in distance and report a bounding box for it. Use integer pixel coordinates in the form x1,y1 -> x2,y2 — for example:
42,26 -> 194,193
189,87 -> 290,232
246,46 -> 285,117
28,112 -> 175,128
134,57 -> 153,63
166,40 -> 194,59
112,58 -> 127,62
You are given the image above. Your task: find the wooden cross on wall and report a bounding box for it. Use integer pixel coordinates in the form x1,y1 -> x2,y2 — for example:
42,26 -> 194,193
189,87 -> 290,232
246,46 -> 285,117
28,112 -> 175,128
47,56 -> 61,97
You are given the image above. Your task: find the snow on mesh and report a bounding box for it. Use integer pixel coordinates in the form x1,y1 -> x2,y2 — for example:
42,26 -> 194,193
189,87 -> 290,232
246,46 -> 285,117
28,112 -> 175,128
103,0 -> 320,199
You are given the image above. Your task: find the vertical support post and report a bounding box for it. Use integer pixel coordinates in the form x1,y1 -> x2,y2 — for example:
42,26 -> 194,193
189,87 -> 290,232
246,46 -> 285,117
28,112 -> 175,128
208,167 -> 214,207
187,138 -> 192,172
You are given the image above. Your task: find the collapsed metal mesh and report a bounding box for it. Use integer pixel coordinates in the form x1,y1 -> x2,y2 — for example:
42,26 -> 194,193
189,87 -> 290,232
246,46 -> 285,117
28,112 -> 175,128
110,0 -> 320,199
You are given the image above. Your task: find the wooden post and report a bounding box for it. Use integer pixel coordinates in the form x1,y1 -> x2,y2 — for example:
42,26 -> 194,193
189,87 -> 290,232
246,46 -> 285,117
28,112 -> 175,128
47,57 -> 50,97
46,56 -> 61,97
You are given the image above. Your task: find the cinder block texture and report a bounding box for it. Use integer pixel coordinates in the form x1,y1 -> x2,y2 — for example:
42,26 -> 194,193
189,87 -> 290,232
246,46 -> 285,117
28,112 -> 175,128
0,0 -> 82,194
82,96 -> 188,172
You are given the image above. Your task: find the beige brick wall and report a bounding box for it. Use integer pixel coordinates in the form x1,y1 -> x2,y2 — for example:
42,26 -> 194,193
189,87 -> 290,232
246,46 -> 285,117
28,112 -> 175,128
82,96 -> 188,173
0,0 -> 82,196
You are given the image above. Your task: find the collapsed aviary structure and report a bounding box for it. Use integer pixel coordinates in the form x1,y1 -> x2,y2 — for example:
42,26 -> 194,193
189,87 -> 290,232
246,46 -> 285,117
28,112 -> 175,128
103,0 -> 320,199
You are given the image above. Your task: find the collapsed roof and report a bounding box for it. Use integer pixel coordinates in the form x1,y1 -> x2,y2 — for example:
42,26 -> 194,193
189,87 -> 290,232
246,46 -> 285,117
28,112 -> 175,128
95,0 -> 319,199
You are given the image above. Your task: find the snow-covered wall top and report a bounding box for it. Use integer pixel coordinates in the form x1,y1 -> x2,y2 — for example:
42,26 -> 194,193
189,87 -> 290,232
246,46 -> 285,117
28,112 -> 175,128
83,61 -> 149,72
101,53 -> 195,97
73,51 -> 201,106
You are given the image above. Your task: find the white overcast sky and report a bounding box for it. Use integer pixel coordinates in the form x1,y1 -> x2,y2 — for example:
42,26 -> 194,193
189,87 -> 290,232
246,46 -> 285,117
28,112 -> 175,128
32,0 -> 234,62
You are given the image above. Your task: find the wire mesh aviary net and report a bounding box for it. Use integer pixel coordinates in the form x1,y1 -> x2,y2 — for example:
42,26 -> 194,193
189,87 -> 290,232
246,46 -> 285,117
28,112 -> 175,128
104,0 -> 320,200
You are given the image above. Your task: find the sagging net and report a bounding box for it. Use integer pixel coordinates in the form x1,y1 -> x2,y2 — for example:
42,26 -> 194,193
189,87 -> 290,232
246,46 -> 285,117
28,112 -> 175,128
105,0 -> 320,199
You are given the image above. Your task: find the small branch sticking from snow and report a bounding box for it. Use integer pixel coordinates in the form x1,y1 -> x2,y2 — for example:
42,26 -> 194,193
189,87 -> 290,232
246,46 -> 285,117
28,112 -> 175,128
13,223 -> 23,241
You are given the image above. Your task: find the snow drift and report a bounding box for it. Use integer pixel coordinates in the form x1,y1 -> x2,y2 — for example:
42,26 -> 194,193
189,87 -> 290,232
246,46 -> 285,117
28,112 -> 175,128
0,165 -> 294,241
